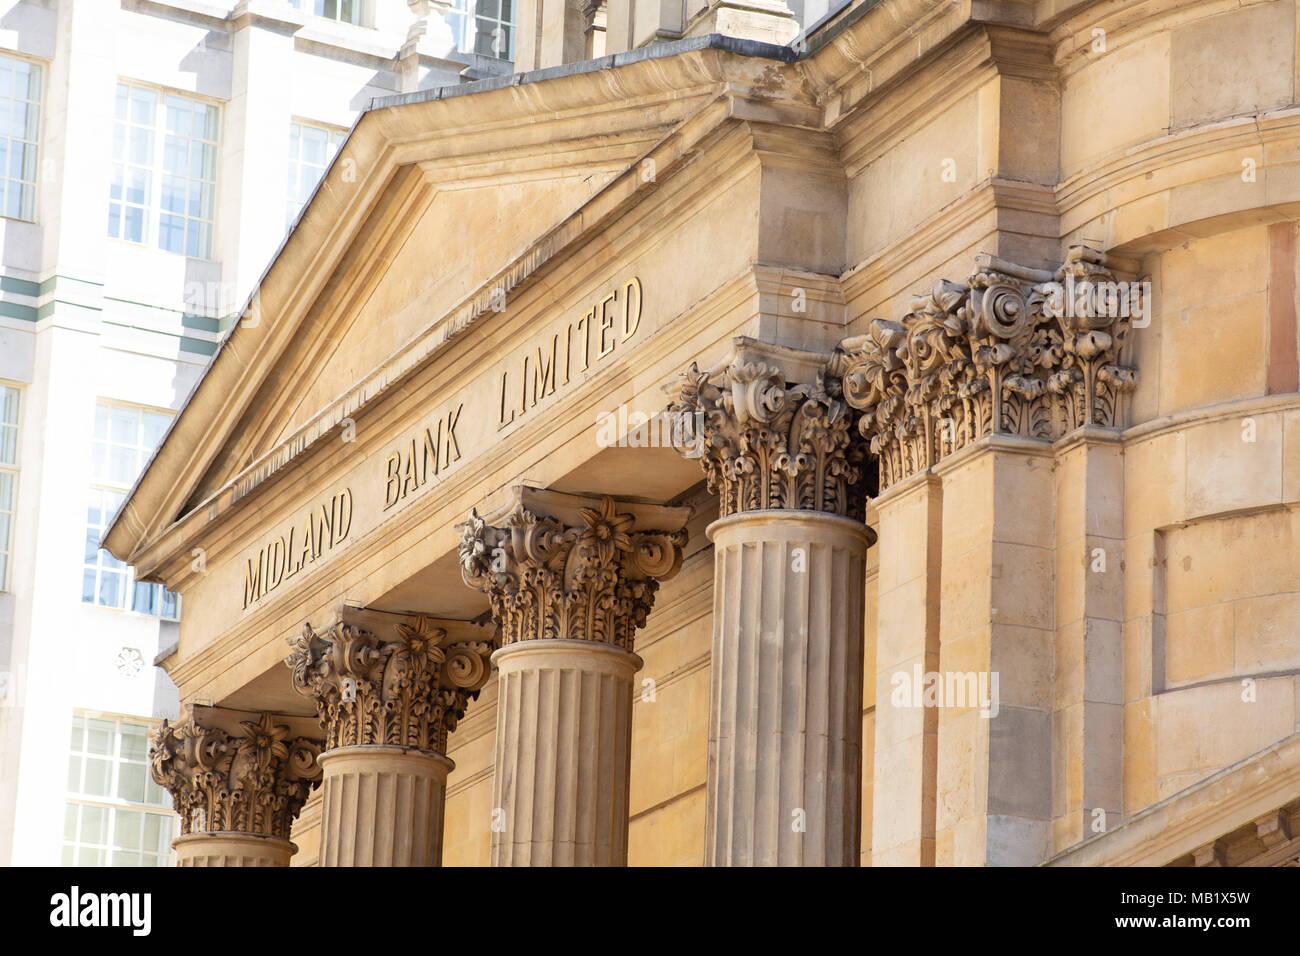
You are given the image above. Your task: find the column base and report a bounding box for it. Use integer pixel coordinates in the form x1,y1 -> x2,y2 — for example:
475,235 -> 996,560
705,508 -> 869,866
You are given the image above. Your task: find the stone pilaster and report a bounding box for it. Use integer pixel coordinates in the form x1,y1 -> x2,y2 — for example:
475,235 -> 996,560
666,340 -> 872,866
285,609 -> 494,866
149,705 -> 322,867
833,246 -> 1139,865
458,487 -> 690,866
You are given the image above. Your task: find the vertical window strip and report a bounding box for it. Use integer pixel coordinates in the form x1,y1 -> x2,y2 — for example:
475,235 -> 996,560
0,384 -> 18,591
83,400 -> 180,618
108,83 -> 218,259
286,121 -> 343,229
63,714 -> 177,867
0,54 -> 41,223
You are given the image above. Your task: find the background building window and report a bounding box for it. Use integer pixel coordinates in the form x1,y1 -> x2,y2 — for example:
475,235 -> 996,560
290,0 -> 368,26
108,83 -> 218,259
448,0 -> 515,59
83,400 -> 179,619
286,121 -> 344,228
0,54 -> 40,222
64,714 -> 177,866
0,384 -> 18,591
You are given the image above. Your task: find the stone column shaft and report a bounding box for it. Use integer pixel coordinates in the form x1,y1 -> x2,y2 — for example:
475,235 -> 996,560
491,640 -> 638,865
668,345 -> 873,866
286,609 -> 495,867
707,510 -> 867,865
460,487 -> 690,867
317,745 -> 453,867
173,832 -> 295,867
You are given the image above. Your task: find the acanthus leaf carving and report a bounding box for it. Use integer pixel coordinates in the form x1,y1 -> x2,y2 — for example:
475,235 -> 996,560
285,614 -> 495,754
148,711 -> 321,839
664,358 -> 868,520
457,492 -> 689,652
832,245 -> 1139,490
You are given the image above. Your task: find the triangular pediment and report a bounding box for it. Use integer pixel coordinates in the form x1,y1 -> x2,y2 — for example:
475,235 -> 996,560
196,158 -> 637,505
103,39 -> 822,574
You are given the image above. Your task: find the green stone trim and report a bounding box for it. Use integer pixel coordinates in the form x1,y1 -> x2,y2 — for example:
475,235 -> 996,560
181,313 -> 222,333
0,276 -> 39,298
0,300 -> 37,322
180,336 -> 218,356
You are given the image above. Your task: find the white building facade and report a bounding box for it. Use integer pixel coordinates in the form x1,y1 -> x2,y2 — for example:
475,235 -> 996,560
0,0 -> 516,867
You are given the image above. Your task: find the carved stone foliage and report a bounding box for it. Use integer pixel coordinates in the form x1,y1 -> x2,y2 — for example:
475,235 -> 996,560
458,492 -> 689,652
149,713 -> 321,839
831,246 -> 1139,490
664,360 -> 868,520
285,614 -> 493,754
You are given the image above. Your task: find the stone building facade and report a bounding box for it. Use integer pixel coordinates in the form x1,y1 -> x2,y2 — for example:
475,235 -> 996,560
110,0 -> 1300,866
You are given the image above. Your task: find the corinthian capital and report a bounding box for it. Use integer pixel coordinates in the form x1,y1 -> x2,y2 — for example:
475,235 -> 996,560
457,487 -> 691,651
831,245 -> 1140,491
285,609 -> 495,754
149,706 -> 322,839
664,340 -> 868,519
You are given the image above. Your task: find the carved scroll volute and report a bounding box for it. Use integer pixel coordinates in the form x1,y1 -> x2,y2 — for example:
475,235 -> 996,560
457,489 -> 691,652
834,246 -> 1139,491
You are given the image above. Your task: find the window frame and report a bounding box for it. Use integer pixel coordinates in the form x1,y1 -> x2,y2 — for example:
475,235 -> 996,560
291,0 -> 371,27
107,80 -> 221,260
63,712 -> 178,867
286,118 -> 346,229
448,0 -> 516,60
0,50 -> 43,224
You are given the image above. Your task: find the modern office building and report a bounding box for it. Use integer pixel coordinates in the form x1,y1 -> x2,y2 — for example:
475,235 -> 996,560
0,0 -> 525,867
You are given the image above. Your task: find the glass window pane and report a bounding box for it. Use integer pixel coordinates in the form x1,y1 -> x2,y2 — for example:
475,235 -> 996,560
98,569 -> 124,608
130,87 -> 156,125
108,444 -> 136,485
66,755 -> 81,792
121,727 -> 147,761
124,204 -> 145,243
115,808 -> 143,849
87,719 -> 115,755
81,805 -> 107,844
84,757 -> 112,797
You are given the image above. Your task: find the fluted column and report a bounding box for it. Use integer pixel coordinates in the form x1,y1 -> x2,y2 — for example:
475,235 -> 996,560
149,706 -> 322,867
458,488 -> 690,866
667,346 -> 873,865
285,609 -> 494,866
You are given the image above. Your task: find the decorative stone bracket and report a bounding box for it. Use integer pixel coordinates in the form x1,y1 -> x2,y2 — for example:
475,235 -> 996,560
285,609 -> 495,755
149,706 -> 322,840
457,487 -> 691,652
830,245 -> 1139,491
